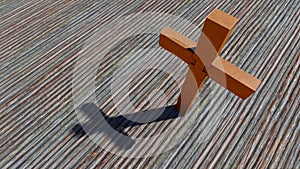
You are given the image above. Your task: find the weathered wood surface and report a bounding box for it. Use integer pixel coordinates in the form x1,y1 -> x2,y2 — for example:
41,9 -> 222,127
0,0 -> 299,168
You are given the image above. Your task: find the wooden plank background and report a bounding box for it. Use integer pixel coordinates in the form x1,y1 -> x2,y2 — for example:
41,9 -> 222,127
0,0 -> 299,168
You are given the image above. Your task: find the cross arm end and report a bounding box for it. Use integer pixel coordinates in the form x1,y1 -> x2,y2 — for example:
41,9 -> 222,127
159,27 -> 197,64
209,57 -> 261,99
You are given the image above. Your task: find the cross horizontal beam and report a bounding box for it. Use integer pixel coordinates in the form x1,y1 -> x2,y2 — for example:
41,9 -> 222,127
160,27 -> 260,99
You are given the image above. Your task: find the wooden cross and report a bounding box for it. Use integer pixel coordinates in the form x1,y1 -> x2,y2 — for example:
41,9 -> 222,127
159,9 -> 261,115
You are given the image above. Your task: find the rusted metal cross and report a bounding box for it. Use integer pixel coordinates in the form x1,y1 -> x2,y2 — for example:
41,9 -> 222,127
159,9 -> 261,115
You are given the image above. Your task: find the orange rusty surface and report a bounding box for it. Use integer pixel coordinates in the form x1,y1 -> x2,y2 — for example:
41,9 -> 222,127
159,27 -> 196,65
160,9 -> 261,114
209,57 -> 262,99
202,9 -> 238,54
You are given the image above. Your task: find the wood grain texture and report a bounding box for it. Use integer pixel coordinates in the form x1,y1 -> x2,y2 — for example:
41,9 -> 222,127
0,0 -> 299,169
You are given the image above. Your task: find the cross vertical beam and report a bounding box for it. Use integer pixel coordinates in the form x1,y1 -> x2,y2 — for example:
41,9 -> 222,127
159,9 -> 261,115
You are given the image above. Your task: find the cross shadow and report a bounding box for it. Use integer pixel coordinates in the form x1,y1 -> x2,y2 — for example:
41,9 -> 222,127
72,103 -> 179,150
